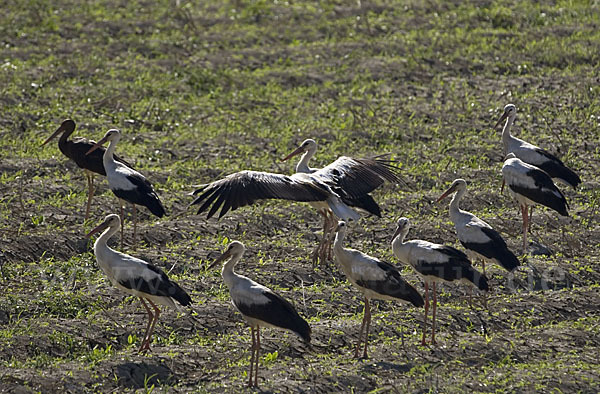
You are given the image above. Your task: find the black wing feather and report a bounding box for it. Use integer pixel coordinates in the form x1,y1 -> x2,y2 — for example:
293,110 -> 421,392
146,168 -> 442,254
534,148 -> 581,189
118,264 -> 192,306
460,227 -> 520,272
315,155 -> 401,199
414,246 -> 489,291
355,260 -> 424,307
190,171 -> 330,219
113,173 -> 165,217
235,290 -> 311,342
509,168 -> 568,216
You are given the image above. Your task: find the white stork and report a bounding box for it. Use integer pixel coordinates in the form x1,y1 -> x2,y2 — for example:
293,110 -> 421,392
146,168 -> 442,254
86,214 -> 192,352
495,103 -> 581,189
391,217 -> 488,345
501,153 -> 569,251
332,221 -> 423,358
209,241 -> 311,388
87,129 -> 165,249
281,139 -> 401,263
437,179 -> 520,274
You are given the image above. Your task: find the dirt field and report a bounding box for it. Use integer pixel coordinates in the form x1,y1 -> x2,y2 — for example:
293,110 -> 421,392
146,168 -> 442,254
1,0 -> 599,392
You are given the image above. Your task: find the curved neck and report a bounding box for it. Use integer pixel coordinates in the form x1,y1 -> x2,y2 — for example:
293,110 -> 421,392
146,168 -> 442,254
103,137 -> 119,167
449,188 -> 466,216
59,125 -> 74,146
333,228 -> 347,250
391,228 -> 408,249
501,113 -> 517,151
295,147 -> 316,173
222,252 -> 243,279
94,224 -> 120,252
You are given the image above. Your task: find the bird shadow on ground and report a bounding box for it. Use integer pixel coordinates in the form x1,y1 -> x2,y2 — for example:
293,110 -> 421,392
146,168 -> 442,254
113,362 -> 176,389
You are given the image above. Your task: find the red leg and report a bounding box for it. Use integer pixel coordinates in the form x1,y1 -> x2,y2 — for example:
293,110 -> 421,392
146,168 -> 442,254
133,204 -> 137,251
521,204 -> 529,252
528,206 -> 534,233
312,211 -> 329,266
138,298 -> 154,352
143,299 -> 161,351
362,298 -> 371,358
431,282 -> 437,345
254,326 -> 260,387
325,211 -> 335,261
354,302 -> 368,358
248,327 -> 255,387
422,281 -> 429,346
119,199 -> 125,250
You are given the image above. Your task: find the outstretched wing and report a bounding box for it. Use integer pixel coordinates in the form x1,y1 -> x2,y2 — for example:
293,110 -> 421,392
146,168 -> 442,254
190,170 -> 330,219
313,155 -> 401,199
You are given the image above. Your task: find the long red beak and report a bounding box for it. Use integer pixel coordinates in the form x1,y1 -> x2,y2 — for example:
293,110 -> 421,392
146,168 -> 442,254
86,136 -> 109,155
281,146 -> 305,162
493,112 -> 509,130
436,185 -> 456,204
41,124 -> 65,146
207,249 -> 232,270
86,220 -> 110,238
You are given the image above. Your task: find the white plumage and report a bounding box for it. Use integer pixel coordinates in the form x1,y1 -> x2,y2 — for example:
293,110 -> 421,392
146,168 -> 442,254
332,221 -> 423,358
495,103 -> 581,188
281,138 -> 401,264
501,153 -> 569,251
391,217 -> 488,345
86,214 -> 191,352
87,129 -> 165,250
210,241 -> 310,387
437,179 -> 520,273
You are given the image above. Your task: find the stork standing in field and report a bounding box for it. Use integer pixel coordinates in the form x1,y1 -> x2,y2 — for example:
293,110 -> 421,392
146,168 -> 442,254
391,218 -> 488,345
501,153 -> 569,251
332,221 -> 423,358
495,103 -> 581,189
209,241 -> 311,388
281,139 -> 401,263
41,120 -> 132,220
86,214 -> 192,352
87,129 -> 165,249
437,179 -> 520,275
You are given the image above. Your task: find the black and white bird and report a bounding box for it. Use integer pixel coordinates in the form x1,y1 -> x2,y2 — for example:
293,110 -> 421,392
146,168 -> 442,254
209,241 -> 311,388
332,221 -> 423,358
437,179 -> 520,274
41,119 -> 132,220
87,129 -> 165,249
191,141 -> 399,263
86,214 -> 192,352
391,217 -> 488,345
495,103 -> 581,189
281,139 -> 401,263
501,153 -> 569,251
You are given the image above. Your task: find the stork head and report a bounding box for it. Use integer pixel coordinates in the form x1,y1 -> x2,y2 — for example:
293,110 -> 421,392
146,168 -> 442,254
494,103 -> 517,130
392,217 -> 411,242
86,214 -> 121,238
208,241 -> 246,269
86,128 -> 121,155
281,139 -> 317,162
41,119 -> 76,146
335,220 -> 347,232
436,178 -> 467,203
